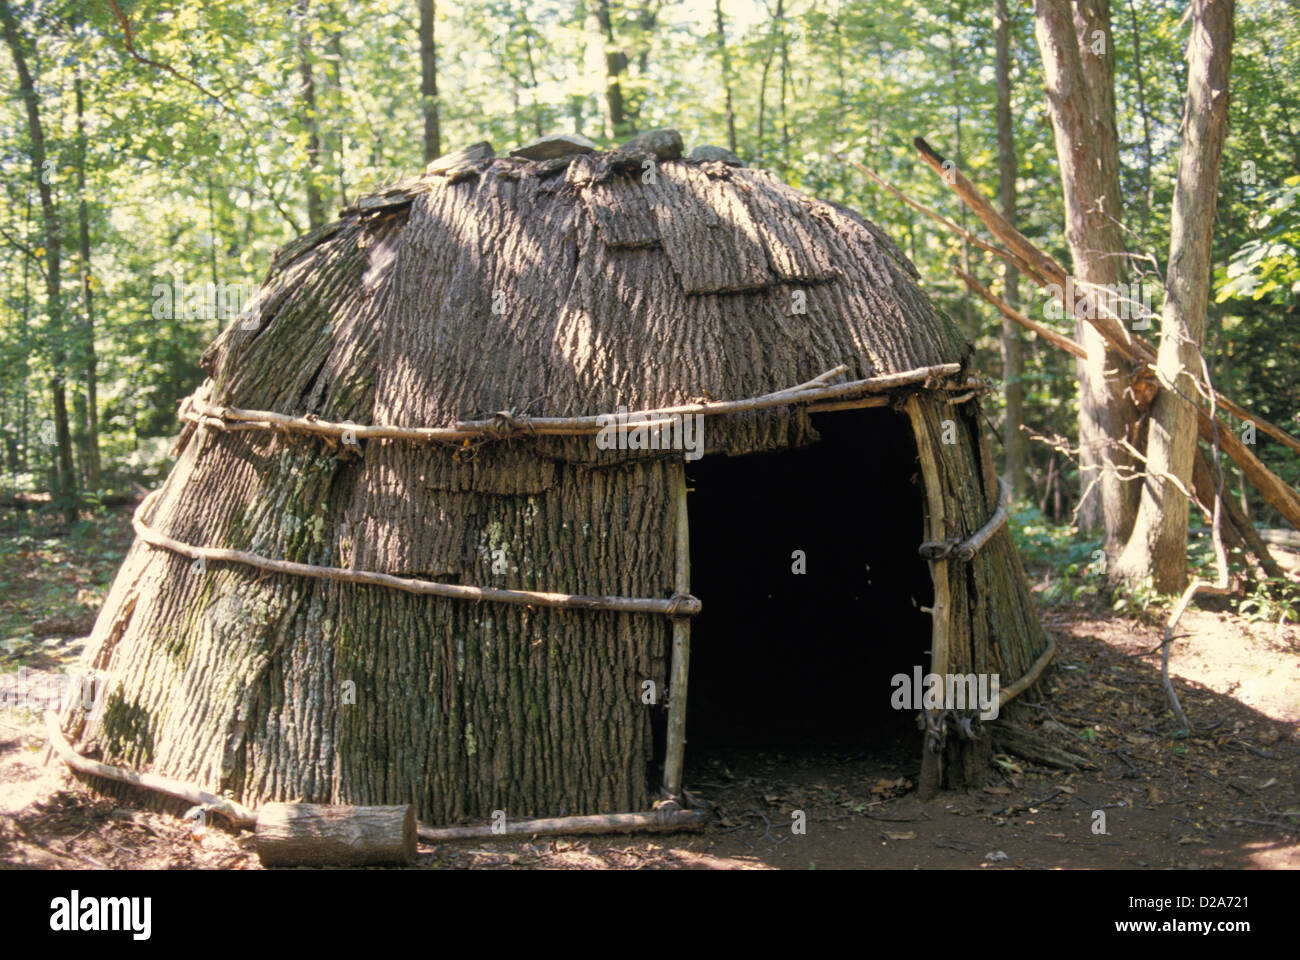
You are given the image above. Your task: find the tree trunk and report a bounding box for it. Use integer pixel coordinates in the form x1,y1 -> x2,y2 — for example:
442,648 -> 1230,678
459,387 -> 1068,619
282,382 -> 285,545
1033,0 -> 1139,553
593,0 -> 631,138
1,0 -> 76,525
298,0 -> 325,231
1116,0 -> 1235,592
777,0 -> 790,172
325,16 -> 348,207
714,0 -> 736,153
756,40 -> 773,161
1125,0 -> 1154,238
995,0 -> 1025,496
947,14 -> 976,339
517,2 -> 544,137
75,73 -> 101,492
420,0 -> 440,163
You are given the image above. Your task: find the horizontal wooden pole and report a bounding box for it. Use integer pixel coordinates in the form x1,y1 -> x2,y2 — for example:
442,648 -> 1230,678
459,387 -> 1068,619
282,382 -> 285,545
48,710 -> 707,849
182,363 -> 963,444
132,490 -> 702,618
416,808 -> 707,842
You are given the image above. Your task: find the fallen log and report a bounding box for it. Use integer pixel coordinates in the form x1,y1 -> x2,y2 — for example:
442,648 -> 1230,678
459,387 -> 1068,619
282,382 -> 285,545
45,712 -> 708,859
255,803 -> 416,867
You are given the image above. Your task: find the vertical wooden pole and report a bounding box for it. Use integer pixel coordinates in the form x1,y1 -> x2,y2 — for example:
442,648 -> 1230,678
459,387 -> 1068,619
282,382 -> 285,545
906,397 -> 950,798
662,461 -> 692,799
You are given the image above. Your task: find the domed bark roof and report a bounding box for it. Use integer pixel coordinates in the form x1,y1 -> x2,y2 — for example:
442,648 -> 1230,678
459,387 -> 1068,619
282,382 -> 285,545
203,150 -> 970,443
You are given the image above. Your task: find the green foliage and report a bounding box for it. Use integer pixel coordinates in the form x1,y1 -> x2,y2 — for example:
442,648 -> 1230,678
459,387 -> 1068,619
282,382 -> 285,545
1009,503 -> 1106,605
0,0 -> 1295,537
1109,577 -> 1167,622
1216,176 -> 1300,305
1239,576 -> 1300,625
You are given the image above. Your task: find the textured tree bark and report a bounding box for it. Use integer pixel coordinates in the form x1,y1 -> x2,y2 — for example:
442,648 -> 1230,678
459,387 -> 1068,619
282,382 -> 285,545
1033,0 -> 1140,552
994,0 -> 1026,497
1116,0 -> 1235,592
64,156 -> 995,822
909,397 -> 1049,795
255,803 -> 415,866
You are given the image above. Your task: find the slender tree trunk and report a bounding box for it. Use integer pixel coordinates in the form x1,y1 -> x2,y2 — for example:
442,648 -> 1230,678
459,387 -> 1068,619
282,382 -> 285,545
1116,0 -> 1235,591
777,0 -> 790,172
206,178 -> 219,288
298,0 -> 325,230
630,0 -> 659,130
518,3 -> 544,137
1033,0 -> 1139,554
947,15 -> 975,337
326,17 -> 348,205
714,0 -> 736,153
593,0 -> 631,138
2,0 -> 76,525
1126,0 -> 1154,238
19,193 -> 30,473
420,0 -> 441,162
756,44 -> 773,161
75,75 -> 100,493
995,0 -> 1025,496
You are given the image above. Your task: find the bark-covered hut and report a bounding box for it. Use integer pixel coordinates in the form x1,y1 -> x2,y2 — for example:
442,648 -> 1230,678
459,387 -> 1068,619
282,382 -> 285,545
62,131 -> 1051,827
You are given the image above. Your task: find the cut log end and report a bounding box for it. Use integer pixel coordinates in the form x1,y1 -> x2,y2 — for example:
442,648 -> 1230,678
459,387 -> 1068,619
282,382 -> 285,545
255,803 -> 416,867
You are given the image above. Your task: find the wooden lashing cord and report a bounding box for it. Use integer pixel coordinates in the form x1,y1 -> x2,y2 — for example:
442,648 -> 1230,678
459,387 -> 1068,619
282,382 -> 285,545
130,489 -> 702,619
918,477 -> 1012,562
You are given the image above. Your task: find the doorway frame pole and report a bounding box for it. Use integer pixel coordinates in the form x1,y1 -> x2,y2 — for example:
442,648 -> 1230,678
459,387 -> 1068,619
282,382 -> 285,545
905,396 -> 951,798
662,461 -> 692,799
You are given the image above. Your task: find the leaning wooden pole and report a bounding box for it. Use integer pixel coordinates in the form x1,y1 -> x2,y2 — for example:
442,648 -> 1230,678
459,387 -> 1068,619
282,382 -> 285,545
895,139 -> 1300,529
955,262 -> 1287,578
44,710 -> 257,827
662,462 -> 692,800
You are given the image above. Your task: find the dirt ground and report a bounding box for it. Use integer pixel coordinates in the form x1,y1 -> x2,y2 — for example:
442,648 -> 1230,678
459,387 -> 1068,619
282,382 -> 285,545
2,596 -> 1296,870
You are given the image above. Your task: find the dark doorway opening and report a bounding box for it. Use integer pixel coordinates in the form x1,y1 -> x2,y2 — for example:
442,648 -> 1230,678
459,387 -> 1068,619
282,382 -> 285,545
681,407 -> 934,772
